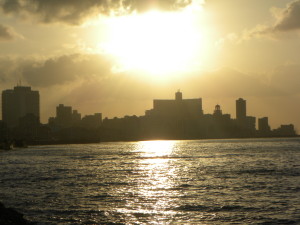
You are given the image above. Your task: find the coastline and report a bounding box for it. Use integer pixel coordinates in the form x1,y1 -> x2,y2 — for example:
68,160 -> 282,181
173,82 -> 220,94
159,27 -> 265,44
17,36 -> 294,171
0,202 -> 35,225
27,135 -> 300,146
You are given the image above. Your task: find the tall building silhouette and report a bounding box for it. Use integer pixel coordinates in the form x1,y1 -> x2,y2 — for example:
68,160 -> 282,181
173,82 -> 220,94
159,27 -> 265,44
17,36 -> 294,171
175,90 -> 183,101
50,104 -> 102,129
56,104 -> 72,128
235,98 -> 256,134
2,86 -> 39,128
81,113 -> 102,129
151,91 -> 203,117
236,98 -> 246,120
258,117 -> 271,135
72,110 -> 82,126
213,104 -> 222,117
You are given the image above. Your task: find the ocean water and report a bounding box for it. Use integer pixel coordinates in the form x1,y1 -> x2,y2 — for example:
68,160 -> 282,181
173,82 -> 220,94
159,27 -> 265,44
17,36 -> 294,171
0,138 -> 300,225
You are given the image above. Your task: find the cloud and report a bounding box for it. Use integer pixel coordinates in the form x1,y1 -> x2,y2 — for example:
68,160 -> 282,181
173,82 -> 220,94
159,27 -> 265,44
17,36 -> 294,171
242,0 -> 300,39
272,0 -> 300,32
215,32 -> 239,47
0,0 -> 199,25
0,23 -> 21,41
0,54 -> 114,87
0,54 -> 291,98
0,57 -> 22,82
1,54 -> 298,127
22,54 -> 114,87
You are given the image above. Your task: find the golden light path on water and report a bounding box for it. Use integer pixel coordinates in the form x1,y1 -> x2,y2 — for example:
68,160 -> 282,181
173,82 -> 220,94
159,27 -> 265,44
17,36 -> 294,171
136,140 -> 176,191
115,140 -> 181,223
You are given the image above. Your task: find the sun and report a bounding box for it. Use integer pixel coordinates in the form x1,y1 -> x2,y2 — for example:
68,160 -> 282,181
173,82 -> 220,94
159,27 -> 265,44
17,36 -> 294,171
99,8 -> 206,79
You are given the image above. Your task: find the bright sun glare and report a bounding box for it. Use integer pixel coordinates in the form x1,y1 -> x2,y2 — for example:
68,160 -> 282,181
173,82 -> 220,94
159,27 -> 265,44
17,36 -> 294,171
100,6 -> 206,78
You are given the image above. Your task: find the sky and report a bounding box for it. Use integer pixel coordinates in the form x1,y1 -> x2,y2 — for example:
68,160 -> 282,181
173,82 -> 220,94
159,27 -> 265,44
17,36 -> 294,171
0,0 -> 300,131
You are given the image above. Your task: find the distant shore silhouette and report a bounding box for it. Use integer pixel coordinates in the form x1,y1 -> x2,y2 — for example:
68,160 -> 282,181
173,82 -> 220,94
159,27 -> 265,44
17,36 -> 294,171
1,88 -> 297,146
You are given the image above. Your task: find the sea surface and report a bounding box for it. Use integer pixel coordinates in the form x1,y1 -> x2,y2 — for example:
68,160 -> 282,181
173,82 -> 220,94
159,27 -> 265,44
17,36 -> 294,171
1,138 -> 300,225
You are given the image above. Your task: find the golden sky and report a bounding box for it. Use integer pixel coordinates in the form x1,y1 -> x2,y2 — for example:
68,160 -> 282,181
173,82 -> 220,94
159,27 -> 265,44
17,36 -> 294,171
0,0 -> 300,131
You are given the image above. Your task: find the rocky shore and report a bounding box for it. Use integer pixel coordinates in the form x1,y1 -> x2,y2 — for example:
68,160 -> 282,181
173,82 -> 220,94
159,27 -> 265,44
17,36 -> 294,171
0,202 -> 35,225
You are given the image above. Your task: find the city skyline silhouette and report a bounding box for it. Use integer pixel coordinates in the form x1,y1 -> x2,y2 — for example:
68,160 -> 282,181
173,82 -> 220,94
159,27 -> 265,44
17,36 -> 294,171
0,1 -> 300,131
1,86 -> 297,144
1,1 -> 300,224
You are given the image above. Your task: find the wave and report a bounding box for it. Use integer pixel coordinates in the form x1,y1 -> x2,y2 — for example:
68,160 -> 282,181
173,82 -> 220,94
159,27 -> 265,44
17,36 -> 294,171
173,204 -> 259,212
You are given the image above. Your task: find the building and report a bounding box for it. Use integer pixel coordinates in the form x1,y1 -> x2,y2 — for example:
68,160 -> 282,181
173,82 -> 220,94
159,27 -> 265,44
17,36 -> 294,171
273,124 -> 296,137
56,104 -> 72,128
50,104 -> 102,130
236,98 -> 246,120
150,91 -> 203,118
72,110 -> 81,126
245,116 -> 256,132
258,117 -> 271,136
213,104 -> 222,117
234,98 -> 257,137
2,86 -> 39,128
140,91 -> 204,139
81,113 -> 102,129
0,120 -> 9,141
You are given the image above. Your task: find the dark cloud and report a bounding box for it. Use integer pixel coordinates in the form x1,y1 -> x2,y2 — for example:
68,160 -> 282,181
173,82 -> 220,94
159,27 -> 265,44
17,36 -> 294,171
22,54 -> 113,86
0,54 -> 114,87
122,0 -> 193,13
0,23 -> 17,40
0,0 -> 194,25
244,0 -> 300,38
0,54 -> 291,98
1,55 -> 299,127
273,0 -> 300,32
0,57 -> 21,82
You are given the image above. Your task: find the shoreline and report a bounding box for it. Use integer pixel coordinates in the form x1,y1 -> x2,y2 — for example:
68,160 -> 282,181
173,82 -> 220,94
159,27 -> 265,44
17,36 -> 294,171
0,202 -> 35,225
1,136 -> 298,150
28,135 -> 300,146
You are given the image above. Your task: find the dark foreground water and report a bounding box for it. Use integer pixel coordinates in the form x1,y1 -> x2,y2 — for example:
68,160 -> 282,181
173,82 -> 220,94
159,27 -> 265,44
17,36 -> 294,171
1,138 -> 300,224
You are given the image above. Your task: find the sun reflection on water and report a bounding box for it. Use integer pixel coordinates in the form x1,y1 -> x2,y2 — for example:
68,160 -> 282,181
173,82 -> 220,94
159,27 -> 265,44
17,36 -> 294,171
135,140 -> 176,157
112,140 -> 181,223
136,140 -> 177,189
123,141 -> 181,221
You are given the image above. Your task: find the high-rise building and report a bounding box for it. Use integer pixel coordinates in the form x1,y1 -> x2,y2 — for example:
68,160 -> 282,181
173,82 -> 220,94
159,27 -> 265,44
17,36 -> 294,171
56,104 -> 72,128
236,98 -> 246,120
2,86 -> 39,128
258,117 -> 270,134
245,116 -> 256,132
175,90 -> 182,101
